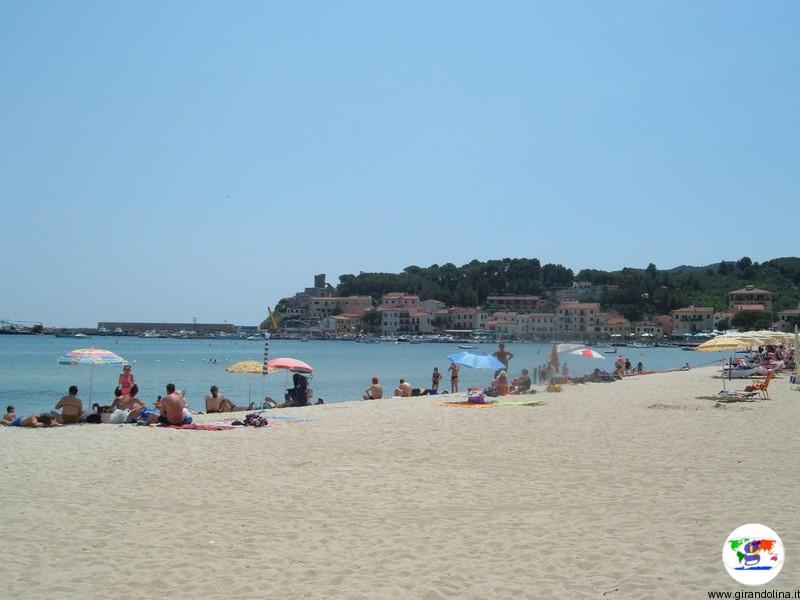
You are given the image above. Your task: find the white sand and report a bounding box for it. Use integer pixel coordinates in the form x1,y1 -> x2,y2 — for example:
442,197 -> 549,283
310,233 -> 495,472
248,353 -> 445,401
2,367 -> 799,599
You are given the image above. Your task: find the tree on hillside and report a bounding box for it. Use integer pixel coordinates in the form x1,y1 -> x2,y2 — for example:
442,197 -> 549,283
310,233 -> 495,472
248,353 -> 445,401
731,311 -> 773,331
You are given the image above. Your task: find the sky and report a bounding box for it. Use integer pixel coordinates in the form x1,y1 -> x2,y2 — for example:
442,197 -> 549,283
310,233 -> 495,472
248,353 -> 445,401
1,1 -> 798,327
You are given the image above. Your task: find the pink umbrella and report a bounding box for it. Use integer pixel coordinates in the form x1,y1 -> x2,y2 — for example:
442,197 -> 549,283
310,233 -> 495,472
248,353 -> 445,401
569,348 -> 605,359
267,357 -> 313,373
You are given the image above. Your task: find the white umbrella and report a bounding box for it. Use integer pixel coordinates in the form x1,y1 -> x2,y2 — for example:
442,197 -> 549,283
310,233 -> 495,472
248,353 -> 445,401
569,348 -> 605,359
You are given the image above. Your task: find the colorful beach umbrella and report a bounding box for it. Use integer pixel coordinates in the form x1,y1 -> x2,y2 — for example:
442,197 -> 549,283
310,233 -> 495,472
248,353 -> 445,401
569,348 -> 605,359
58,348 -> 126,366
58,347 -> 127,403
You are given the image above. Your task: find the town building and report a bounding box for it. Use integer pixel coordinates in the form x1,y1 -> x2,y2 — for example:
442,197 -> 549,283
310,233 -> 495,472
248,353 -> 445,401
671,306 -> 714,336
777,308 -> 800,328
632,321 -> 663,338
729,285 -> 772,312
654,315 -> 673,338
555,302 -> 602,338
443,307 -> 488,332
308,296 -> 372,319
485,295 -> 547,311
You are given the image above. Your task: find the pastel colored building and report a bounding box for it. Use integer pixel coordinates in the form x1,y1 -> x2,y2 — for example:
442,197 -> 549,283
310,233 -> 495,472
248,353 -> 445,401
671,306 -> 714,336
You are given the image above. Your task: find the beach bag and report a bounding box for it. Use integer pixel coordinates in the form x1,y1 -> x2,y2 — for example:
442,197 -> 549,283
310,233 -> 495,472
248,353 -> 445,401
243,413 -> 269,427
109,409 -> 130,424
468,392 -> 486,404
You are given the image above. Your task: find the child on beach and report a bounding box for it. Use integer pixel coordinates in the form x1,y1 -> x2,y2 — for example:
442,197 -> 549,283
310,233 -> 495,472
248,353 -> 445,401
431,367 -> 441,392
3,405 -> 14,422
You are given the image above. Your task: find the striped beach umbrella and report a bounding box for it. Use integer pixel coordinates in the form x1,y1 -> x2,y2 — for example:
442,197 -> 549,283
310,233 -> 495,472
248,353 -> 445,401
58,348 -> 127,403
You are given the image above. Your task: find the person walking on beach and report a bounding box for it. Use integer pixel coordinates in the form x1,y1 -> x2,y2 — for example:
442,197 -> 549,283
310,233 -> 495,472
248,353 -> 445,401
119,364 -> 135,397
448,362 -> 460,393
363,377 -> 383,400
431,367 -> 441,392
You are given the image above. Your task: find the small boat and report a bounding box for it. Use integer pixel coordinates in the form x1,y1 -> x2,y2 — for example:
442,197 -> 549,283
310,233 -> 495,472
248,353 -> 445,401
681,346 -> 695,351
603,347 -> 617,354
458,344 -> 478,350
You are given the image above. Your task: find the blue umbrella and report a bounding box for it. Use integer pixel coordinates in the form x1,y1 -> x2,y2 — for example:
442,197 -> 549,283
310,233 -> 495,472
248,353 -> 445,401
447,351 -> 505,371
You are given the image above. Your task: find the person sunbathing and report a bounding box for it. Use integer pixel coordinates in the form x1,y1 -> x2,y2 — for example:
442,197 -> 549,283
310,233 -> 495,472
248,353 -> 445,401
111,384 -> 146,421
2,413 -> 61,428
143,384 -> 192,426
363,377 -> 383,400
509,369 -> 532,394
492,370 -> 509,396
205,385 -> 253,412
393,379 -> 413,397
55,386 -> 83,424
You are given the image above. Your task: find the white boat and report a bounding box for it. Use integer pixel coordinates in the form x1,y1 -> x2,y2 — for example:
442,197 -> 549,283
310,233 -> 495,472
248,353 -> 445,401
458,344 -> 478,350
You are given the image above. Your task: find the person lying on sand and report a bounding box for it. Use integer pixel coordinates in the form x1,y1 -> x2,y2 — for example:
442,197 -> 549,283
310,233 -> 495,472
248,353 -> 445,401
2,413 -> 61,428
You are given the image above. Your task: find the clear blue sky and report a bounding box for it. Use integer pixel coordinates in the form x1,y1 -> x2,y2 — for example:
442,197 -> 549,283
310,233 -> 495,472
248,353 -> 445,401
1,1 -> 798,327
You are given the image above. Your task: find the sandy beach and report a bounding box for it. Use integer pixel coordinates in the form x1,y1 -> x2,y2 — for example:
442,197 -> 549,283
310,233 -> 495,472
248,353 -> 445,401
2,366 -> 799,599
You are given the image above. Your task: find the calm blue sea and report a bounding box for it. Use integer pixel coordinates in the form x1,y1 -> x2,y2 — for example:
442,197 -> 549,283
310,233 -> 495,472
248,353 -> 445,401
0,336 -> 730,416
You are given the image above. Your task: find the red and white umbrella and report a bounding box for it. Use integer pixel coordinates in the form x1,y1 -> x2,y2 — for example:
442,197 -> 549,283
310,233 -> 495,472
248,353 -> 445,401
569,348 -> 605,359
267,357 -> 313,373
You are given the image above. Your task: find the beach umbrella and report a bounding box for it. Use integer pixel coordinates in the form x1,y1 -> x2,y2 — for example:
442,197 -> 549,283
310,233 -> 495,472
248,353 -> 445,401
695,336 -> 753,352
556,343 -> 583,354
569,348 -> 605,359
447,351 -> 505,390
446,351 -> 505,371
267,357 -> 313,373
226,360 -> 275,402
58,348 -> 127,404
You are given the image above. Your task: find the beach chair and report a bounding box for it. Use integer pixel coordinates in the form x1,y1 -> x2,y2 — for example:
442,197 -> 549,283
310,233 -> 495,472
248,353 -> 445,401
751,370 -> 775,399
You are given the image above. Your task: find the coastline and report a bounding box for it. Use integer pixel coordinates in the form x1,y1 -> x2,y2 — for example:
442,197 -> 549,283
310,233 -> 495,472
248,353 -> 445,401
2,366 -> 798,598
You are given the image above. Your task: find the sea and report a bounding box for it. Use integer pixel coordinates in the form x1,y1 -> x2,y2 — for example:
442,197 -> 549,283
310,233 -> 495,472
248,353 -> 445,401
0,335 -> 731,416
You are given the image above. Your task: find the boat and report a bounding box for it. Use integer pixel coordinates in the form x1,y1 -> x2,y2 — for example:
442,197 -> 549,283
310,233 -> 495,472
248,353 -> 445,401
603,347 -> 617,354
458,344 -> 478,350
680,346 -> 695,351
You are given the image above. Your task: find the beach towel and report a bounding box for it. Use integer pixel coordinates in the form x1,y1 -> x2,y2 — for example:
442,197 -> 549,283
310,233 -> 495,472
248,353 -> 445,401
157,423 -> 235,431
439,400 -> 544,409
